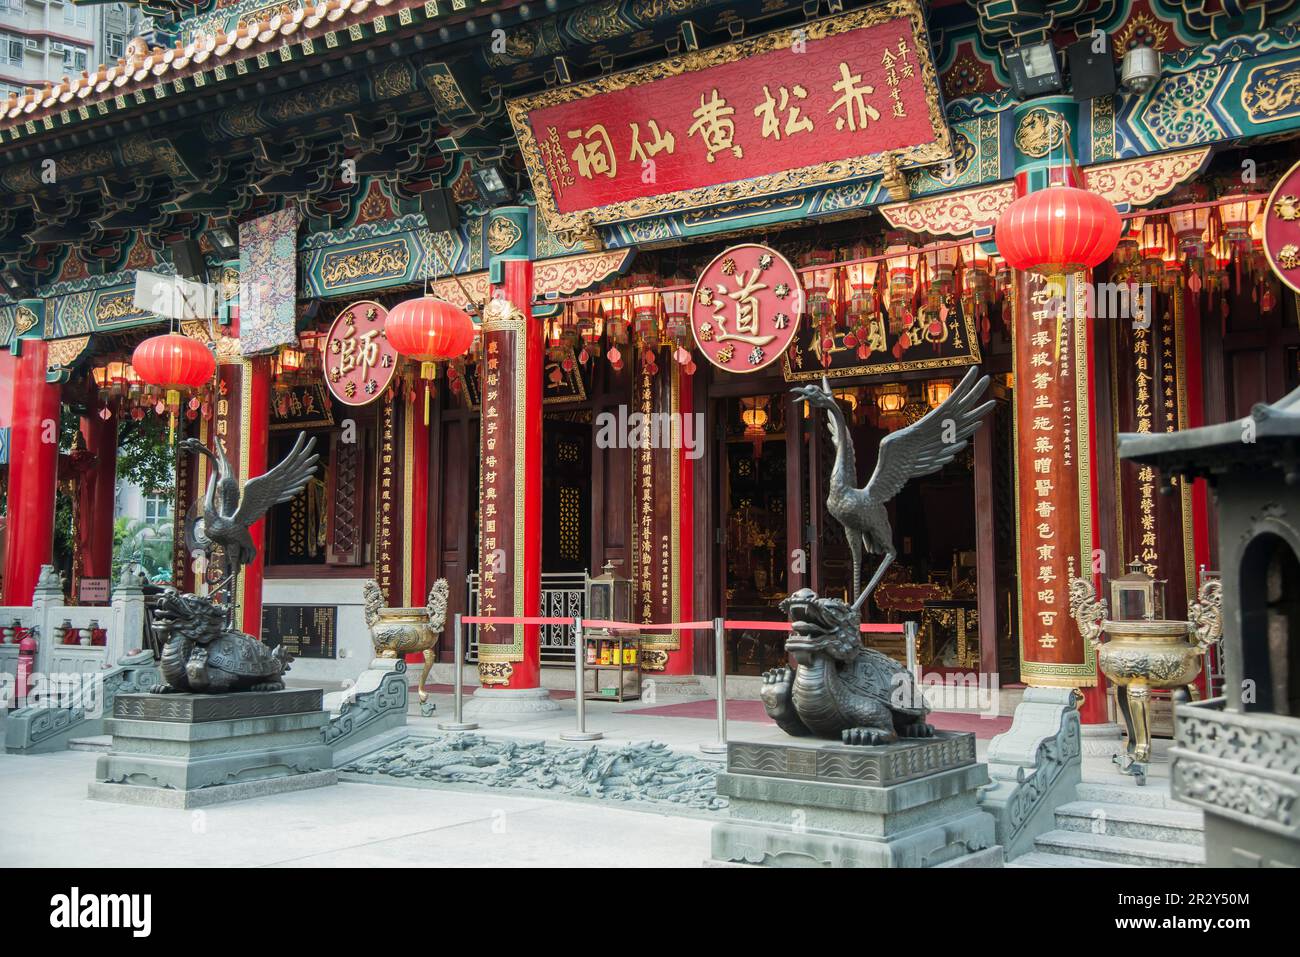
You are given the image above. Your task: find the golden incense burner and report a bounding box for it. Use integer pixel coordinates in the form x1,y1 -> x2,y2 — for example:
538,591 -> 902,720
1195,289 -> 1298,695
362,579 -> 450,717
1068,570 -> 1222,780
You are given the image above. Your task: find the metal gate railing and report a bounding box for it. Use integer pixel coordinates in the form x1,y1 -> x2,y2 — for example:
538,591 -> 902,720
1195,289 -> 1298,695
465,572 -> 586,664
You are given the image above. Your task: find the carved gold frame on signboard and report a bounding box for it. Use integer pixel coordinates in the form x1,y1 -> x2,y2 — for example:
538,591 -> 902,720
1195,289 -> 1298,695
507,0 -> 952,234
1263,156 -> 1300,295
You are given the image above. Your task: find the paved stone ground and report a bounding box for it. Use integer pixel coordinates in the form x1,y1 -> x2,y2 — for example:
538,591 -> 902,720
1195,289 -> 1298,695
0,689 -> 1159,868
0,748 -> 713,867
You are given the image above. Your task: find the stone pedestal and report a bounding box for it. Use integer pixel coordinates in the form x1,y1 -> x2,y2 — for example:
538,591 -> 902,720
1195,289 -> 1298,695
89,689 -> 336,808
710,733 -> 998,868
462,686 -> 561,718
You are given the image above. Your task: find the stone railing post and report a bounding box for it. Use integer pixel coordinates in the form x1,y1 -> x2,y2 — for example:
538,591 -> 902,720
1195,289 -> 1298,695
29,564 -> 65,674
110,563 -> 149,663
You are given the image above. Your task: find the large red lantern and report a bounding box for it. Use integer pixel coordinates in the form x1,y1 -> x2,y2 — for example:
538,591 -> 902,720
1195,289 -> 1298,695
131,333 -> 214,388
386,295 -> 476,424
386,295 -> 476,361
132,332 -> 215,441
995,185 -> 1122,274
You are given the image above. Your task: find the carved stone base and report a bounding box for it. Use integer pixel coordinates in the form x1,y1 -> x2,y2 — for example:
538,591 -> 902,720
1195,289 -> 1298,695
462,686 -> 561,718
710,734 -> 998,868
1172,699 -> 1300,867
90,689 -> 335,806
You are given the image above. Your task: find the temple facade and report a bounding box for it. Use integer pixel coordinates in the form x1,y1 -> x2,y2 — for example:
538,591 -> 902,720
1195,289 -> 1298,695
1,0 -> 1299,725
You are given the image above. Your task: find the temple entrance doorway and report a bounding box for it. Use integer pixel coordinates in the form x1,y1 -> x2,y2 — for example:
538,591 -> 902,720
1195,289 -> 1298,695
715,392 -> 790,676
542,413 -> 592,575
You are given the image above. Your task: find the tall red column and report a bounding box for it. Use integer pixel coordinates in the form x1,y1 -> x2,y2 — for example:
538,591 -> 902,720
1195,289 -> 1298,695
239,356 -> 271,637
475,256 -> 545,691
76,399 -> 118,588
408,377 -> 430,605
1007,98 -> 1103,716
638,357 -> 694,674
3,332 -> 61,606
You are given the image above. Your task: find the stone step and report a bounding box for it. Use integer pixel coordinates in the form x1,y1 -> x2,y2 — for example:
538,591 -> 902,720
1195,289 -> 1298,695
1033,829 -> 1204,867
1055,801 -> 1204,846
1076,781 -> 1182,810
67,735 -> 112,753
1009,851 -> 1135,868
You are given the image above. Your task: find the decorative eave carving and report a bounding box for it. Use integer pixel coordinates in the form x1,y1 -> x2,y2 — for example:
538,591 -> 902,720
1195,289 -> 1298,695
879,146 -> 1213,237
427,247 -> 634,309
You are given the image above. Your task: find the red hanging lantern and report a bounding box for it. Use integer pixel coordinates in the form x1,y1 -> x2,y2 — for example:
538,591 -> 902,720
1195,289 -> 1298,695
131,333 -> 214,389
386,295 -> 476,361
132,333 -> 215,442
994,185 -> 1122,274
386,295 -> 477,425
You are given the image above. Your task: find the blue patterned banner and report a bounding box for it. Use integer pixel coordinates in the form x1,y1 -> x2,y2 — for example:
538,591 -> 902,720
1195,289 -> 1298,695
239,207 -> 302,357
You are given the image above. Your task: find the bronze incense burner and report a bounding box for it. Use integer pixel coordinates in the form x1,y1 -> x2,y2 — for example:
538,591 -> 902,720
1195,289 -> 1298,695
1069,565 -> 1222,782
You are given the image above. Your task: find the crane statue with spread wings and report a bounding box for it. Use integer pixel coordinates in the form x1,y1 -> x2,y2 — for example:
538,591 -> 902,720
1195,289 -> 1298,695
790,365 -> 994,610
181,431 -> 320,622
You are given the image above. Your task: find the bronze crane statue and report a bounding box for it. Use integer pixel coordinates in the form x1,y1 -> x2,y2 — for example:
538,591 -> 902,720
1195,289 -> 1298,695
790,366 -> 994,610
180,432 -> 320,621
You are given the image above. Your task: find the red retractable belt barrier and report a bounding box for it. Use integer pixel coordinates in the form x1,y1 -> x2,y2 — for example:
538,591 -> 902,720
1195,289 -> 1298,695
461,615 -> 905,634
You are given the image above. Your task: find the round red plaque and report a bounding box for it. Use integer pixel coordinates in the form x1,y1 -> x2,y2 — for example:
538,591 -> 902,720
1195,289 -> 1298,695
690,243 -> 804,374
323,300 -> 400,406
1263,158 -> 1300,294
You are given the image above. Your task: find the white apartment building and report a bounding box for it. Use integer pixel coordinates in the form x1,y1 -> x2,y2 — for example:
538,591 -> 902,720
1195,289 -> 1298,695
0,1 -> 144,100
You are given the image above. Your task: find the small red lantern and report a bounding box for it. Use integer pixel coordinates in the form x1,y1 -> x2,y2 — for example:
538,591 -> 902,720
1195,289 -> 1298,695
386,295 -> 476,361
131,333 -> 214,389
995,185 -> 1122,274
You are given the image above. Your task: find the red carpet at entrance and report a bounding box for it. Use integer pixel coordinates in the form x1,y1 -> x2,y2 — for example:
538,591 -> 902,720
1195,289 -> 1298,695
615,698 -> 1012,738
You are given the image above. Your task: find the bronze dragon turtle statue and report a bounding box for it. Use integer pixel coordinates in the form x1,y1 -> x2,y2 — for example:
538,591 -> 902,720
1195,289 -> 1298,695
760,588 -> 932,744
150,588 -> 293,694
148,430 -> 319,695
763,368 -> 993,744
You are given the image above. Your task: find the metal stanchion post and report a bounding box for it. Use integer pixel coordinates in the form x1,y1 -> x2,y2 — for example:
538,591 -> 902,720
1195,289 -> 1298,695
561,615 -> 602,741
438,612 -> 478,731
905,620 -> 920,687
700,617 -> 728,756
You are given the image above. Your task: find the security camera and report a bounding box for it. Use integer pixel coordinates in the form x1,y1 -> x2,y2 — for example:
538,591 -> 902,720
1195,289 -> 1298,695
1121,46 -> 1161,95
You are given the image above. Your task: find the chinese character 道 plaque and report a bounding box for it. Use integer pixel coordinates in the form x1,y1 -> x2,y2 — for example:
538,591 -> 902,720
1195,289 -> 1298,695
691,244 -> 803,374
507,0 -> 951,233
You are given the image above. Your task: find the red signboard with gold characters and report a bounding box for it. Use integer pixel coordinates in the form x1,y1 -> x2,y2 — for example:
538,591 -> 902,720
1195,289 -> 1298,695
507,0 -> 950,233
324,300 -> 400,406
691,244 -> 804,374
1263,157 -> 1300,292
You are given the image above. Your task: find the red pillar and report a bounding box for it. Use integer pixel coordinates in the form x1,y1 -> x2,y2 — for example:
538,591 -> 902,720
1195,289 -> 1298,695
240,356 -> 270,637
476,257 -> 544,690
673,362 -> 695,672
409,377 -> 430,604
3,336 -> 61,606
76,399 -> 118,587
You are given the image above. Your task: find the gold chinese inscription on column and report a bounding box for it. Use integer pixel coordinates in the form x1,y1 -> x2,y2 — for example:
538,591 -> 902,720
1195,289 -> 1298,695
1015,271 -> 1096,687
476,298 -> 529,678
1132,297 -> 1158,576
636,370 -> 655,624
375,396 -> 397,602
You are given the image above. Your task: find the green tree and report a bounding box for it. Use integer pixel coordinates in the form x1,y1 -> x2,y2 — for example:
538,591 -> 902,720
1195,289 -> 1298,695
112,515 -> 175,584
